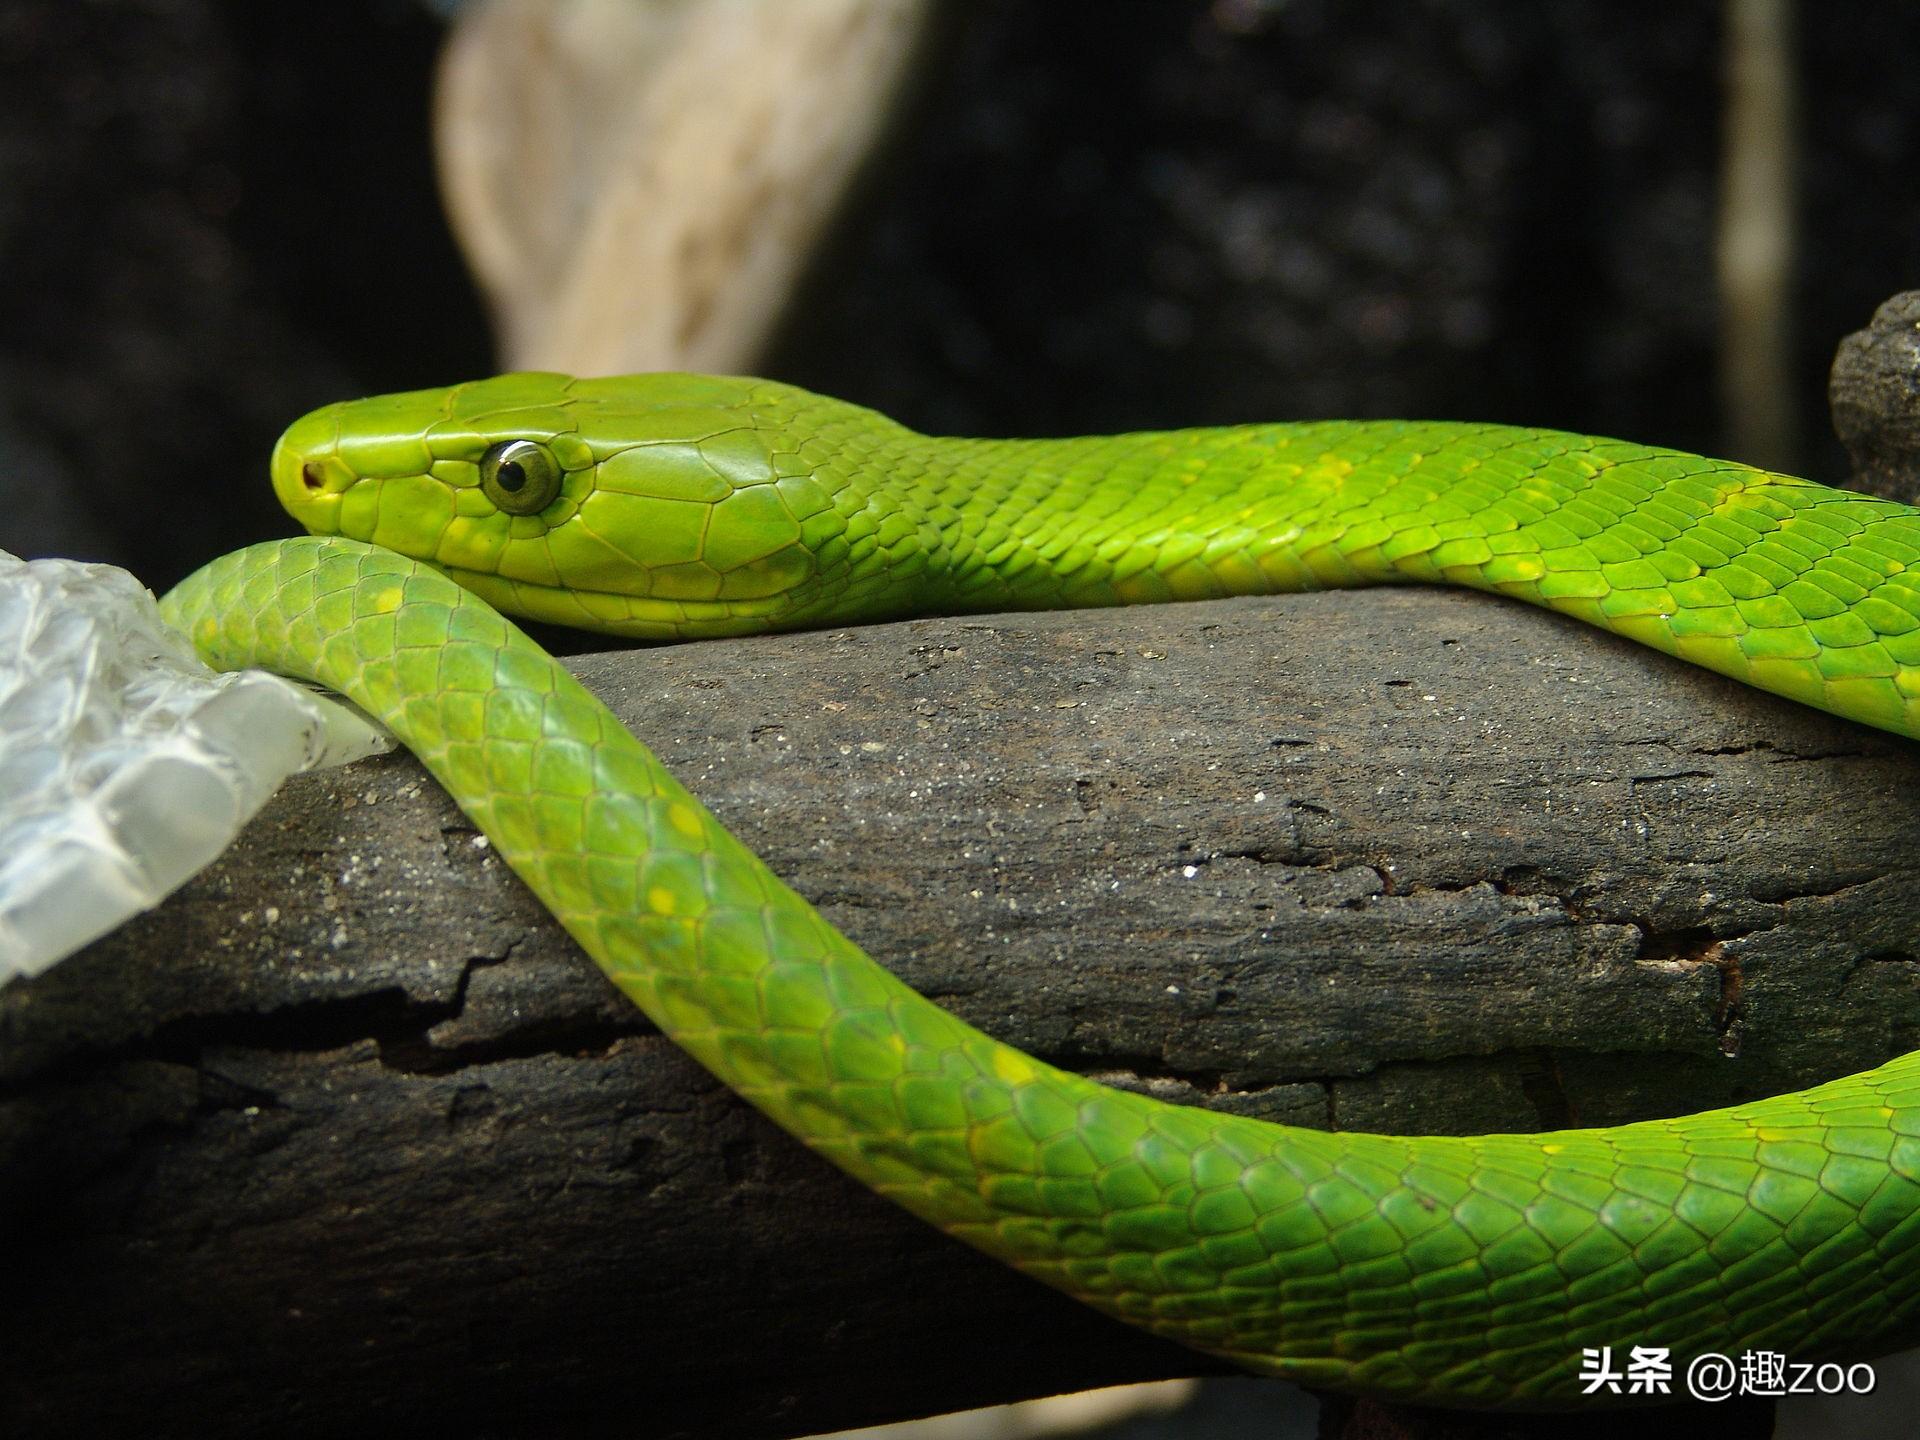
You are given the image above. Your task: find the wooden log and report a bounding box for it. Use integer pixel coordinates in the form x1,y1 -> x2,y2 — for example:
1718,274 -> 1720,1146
5,588 -> 1919,1439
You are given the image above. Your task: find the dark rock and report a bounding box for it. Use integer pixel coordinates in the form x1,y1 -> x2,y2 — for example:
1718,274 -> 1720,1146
1830,291 -> 1920,503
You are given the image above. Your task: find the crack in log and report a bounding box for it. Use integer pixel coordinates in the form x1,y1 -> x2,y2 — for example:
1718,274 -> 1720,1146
1837,947 -> 1920,990
1634,924 -> 1723,964
1514,1047 -> 1577,1129
1711,948 -> 1744,1057
1751,874 -> 1878,906
387,1018 -> 644,1076
1688,740 -> 1874,763
377,941 -> 649,1074
0,940 -> 652,1095
0,987 -> 446,1098
1630,769 -> 1715,786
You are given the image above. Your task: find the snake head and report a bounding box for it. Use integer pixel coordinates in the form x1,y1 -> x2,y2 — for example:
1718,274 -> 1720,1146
273,371 -> 891,640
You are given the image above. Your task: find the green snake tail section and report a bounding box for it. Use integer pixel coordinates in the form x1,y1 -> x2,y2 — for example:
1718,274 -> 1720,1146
164,538 -> 1920,1406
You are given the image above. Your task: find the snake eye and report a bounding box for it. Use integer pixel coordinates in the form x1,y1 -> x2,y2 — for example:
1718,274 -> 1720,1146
479,439 -> 563,515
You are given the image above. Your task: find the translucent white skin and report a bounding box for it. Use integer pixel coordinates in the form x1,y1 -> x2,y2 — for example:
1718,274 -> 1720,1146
0,549 -> 388,981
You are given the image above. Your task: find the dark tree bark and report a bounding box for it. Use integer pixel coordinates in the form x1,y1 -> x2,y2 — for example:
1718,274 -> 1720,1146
1830,290 -> 1920,503
5,588 -> 1920,1439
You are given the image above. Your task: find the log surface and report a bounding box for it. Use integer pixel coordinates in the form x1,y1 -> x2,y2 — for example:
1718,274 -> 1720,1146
5,589 -> 1920,1439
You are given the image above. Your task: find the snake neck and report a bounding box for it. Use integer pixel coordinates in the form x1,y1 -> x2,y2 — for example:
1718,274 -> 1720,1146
886,419 -> 1533,612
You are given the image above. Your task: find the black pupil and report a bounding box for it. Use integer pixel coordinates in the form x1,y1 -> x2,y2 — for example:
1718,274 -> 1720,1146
496,459 -> 527,492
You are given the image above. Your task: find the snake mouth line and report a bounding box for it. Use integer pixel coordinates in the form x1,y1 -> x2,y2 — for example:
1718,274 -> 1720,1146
432,562 -> 792,638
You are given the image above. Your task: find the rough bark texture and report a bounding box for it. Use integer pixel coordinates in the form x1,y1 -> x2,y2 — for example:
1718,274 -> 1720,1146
5,589 -> 1920,1439
1830,290 -> 1920,503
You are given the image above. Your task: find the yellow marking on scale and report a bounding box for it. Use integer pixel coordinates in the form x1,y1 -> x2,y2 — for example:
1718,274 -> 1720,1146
667,801 -> 706,839
991,1047 -> 1040,1085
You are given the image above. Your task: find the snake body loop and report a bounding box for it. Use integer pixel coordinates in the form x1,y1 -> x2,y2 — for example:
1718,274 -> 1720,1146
163,374 -> 1920,1406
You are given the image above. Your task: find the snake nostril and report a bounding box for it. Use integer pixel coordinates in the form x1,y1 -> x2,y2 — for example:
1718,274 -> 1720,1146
301,463 -> 325,493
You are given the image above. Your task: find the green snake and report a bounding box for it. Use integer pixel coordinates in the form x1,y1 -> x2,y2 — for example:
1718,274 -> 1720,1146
159,372 -> 1920,1407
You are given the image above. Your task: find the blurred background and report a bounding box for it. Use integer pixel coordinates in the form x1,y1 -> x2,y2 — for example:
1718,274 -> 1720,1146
3,1 -> 1917,1436
7,0 -> 1918,597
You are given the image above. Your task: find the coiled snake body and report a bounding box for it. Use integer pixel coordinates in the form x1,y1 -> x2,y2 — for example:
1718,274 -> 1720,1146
161,373 -> 1920,1406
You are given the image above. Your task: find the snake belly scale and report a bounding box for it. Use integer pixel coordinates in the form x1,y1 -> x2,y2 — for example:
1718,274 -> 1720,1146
159,372 -> 1920,1406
